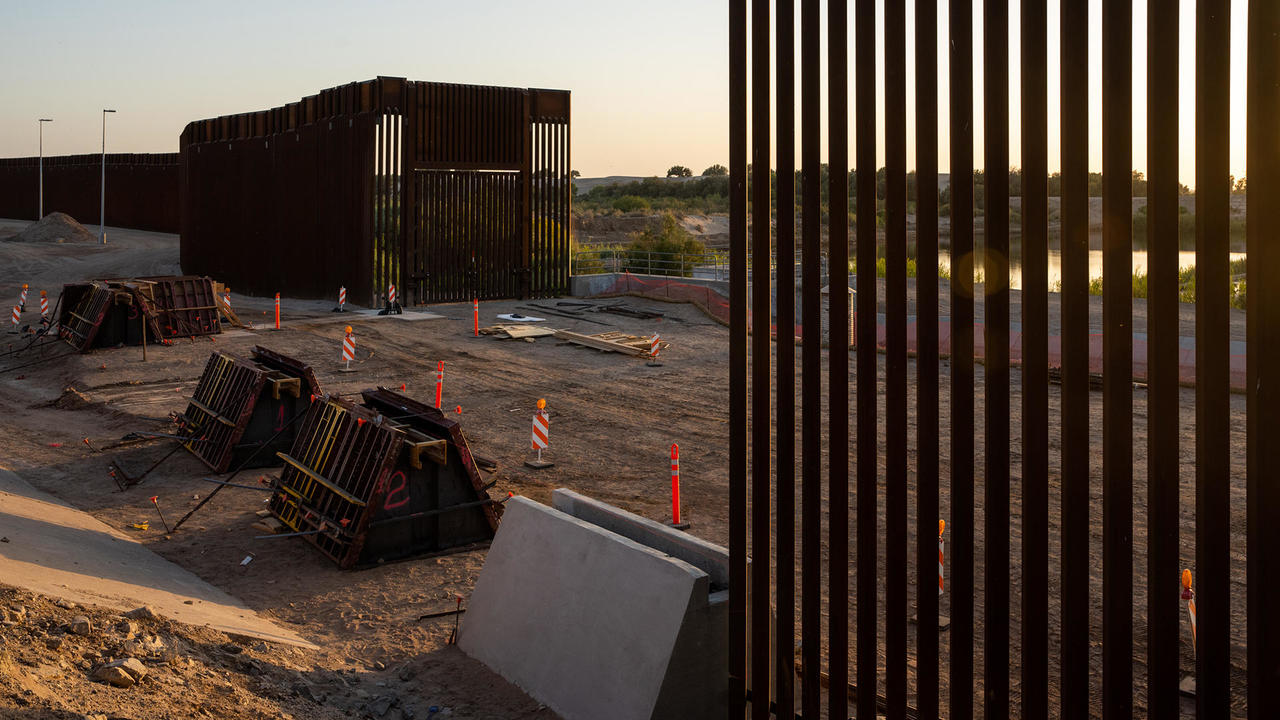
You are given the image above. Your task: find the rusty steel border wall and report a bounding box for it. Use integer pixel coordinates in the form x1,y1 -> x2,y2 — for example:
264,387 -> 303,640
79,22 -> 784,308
179,76 -> 570,305
0,153 -> 179,232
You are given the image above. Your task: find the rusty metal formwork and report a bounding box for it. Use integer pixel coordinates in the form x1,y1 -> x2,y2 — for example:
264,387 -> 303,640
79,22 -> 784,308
57,283 -> 118,352
269,387 -> 497,570
135,276 -> 222,339
179,77 -> 570,306
181,346 -> 323,473
56,276 -> 221,352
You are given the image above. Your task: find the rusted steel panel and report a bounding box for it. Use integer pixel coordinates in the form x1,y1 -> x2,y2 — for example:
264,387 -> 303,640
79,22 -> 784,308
0,153 -> 178,231
178,78 -> 568,304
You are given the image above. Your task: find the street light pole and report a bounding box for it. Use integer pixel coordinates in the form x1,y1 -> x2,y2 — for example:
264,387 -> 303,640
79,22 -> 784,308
100,109 -> 115,244
38,119 -> 52,219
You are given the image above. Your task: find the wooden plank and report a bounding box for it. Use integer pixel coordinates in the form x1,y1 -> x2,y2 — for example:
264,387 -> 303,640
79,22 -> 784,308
501,325 -> 556,339
553,329 -> 648,356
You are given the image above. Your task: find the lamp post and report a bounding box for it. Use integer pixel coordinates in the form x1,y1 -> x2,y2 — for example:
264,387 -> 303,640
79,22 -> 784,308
38,118 -> 52,219
100,109 -> 115,244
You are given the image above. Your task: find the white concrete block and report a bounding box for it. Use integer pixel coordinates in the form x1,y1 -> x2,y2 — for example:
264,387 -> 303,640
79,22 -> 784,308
459,495 -> 726,720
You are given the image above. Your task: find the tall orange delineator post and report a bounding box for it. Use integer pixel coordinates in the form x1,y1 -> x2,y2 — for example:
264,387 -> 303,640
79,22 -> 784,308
1183,569 -> 1197,647
274,293 -> 281,330
435,361 -> 444,409
670,443 -> 689,529
525,398 -> 553,469
473,298 -> 479,337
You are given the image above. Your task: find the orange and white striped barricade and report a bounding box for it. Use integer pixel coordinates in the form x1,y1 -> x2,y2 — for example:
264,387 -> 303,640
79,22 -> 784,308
383,283 -> 401,314
646,333 -> 663,367
913,519 -> 950,629
435,361 -> 444,408
9,304 -> 20,332
670,443 -> 689,529
18,284 -> 29,312
525,399 -> 553,469
340,326 -> 356,372
1180,569 -> 1197,696
333,285 -> 347,313
223,288 -> 231,312
39,291 -> 49,322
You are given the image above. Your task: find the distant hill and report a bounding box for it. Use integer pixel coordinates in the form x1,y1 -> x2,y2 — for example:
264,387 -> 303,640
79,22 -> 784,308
578,172 -> 952,196
574,175 -> 704,195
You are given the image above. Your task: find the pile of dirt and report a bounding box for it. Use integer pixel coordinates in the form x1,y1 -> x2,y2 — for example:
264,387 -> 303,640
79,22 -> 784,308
0,584 -> 343,720
44,386 -> 95,410
6,212 -> 97,244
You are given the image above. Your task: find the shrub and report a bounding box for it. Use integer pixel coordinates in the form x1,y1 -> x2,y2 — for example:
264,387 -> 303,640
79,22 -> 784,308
612,195 -> 650,213
624,212 -> 707,277
1231,280 -> 1247,309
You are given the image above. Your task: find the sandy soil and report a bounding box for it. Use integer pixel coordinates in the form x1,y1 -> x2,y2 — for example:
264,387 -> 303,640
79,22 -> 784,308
0,218 -> 1249,718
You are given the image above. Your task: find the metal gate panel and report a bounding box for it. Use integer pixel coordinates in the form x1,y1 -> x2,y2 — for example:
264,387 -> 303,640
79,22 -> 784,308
411,170 -> 521,303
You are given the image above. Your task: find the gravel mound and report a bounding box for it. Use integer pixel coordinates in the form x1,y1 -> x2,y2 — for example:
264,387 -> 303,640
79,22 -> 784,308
6,212 -> 97,244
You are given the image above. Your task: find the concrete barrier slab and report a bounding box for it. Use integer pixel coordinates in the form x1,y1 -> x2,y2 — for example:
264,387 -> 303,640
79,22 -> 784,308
459,495 -> 726,720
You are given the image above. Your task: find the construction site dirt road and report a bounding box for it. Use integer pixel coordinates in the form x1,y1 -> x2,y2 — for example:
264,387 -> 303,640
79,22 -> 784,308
1,218 -> 1248,717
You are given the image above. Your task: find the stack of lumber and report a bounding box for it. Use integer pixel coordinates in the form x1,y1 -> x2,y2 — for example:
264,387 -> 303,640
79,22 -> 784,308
479,324 -> 557,339
554,330 -> 670,356
212,281 -> 247,328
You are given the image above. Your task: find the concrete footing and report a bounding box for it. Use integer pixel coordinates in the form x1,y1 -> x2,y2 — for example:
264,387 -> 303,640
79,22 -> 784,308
459,490 -> 728,720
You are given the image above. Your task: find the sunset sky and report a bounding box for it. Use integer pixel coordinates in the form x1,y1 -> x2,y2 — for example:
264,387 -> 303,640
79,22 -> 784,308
0,0 -> 1249,186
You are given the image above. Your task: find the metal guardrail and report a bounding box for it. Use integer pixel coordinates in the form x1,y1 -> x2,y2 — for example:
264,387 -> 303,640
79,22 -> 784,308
571,249 -> 826,283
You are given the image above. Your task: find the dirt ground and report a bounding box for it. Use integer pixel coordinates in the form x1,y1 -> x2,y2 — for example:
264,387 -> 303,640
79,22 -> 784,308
0,218 -> 1249,718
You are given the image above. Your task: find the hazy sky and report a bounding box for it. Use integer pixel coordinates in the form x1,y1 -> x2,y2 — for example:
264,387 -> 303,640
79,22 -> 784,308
0,0 -> 1249,185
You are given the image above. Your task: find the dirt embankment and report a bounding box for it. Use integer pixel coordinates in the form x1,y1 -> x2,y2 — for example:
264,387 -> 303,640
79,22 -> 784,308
572,211 -> 729,248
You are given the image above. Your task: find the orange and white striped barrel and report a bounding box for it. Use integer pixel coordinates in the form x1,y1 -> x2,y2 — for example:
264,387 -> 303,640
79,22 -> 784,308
939,519 -> 946,596
10,305 -> 19,327
532,401 -> 549,450
338,286 -> 347,308
650,333 -> 661,358
18,284 -> 28,311
1182,569 -> 1196,648
341,326 -> 355,364
39,291 -> 48,319
388,284 -> 397,305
